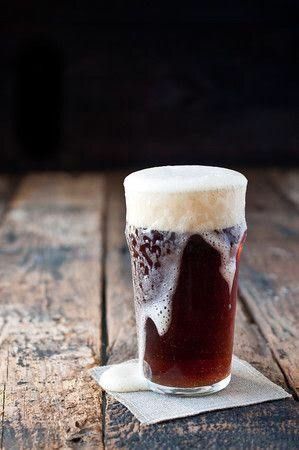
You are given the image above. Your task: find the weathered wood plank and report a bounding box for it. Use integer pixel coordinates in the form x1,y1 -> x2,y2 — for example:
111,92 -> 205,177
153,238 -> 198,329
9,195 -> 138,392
240,169 -> 299,397
104,173 -> 294,450
105,173 -> 136,365
105,400 -> 298,450
0,174 -> 105,448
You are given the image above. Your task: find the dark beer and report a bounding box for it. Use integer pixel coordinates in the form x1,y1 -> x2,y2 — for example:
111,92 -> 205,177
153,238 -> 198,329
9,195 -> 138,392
126,224 -> 246,388
124,166 -> 247,394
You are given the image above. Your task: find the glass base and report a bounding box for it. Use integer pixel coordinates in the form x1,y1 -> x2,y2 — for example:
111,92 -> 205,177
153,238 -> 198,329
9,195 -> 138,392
147,373 -> 231,396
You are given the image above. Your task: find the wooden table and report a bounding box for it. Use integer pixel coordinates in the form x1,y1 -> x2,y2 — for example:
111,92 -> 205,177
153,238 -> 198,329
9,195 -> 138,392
0,170 -> 298,449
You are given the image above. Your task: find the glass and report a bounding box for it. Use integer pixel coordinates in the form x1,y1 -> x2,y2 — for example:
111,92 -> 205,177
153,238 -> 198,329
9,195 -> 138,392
124,166 -> 247,396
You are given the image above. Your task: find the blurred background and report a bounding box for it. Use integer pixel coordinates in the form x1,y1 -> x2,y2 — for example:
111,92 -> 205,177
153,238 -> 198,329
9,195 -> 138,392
1,2 -> 299,171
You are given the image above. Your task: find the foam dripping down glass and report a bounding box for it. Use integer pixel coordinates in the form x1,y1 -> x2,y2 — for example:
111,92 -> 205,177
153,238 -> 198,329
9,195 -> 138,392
124,166 -> 247,396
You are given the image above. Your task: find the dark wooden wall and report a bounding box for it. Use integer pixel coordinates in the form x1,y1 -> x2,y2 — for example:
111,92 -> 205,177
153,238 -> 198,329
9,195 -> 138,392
1,2 -> 299,170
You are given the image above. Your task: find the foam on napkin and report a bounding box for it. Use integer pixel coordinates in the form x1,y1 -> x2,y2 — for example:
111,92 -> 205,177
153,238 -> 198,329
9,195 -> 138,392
99,360 -> 148,392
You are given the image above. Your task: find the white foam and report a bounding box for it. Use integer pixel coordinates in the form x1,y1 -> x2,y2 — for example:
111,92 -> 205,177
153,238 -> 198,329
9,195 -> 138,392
99,360 -> 148,392
127,227 -> 188,360
201,222 -> 247,293
124,166 -> 247,232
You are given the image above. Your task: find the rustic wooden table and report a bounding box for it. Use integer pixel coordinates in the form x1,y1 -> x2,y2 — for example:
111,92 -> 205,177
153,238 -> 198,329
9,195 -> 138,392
0,170 -> 298,449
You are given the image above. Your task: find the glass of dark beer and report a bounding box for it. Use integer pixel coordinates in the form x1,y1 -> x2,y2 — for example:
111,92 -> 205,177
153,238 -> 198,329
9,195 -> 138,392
124,166 -> 247,395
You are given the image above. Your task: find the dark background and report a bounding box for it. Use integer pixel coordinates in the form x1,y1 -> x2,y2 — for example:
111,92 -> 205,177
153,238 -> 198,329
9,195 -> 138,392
1,2 -> 299,171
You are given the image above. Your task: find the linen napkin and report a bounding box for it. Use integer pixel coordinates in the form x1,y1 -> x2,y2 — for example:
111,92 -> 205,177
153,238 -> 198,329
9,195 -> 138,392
90,356 -> 291,425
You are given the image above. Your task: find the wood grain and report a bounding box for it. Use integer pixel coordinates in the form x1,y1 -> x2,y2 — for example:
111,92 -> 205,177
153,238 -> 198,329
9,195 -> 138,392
105,400 -> 298,450
105,173 -> 136,365
104,173 -> 295,450
0,174 -> 105,448
240,169 -> 299,397
0,170 -> 297,448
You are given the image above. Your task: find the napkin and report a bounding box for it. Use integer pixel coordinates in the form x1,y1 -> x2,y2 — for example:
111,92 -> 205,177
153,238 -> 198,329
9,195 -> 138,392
90,356 -> 291,425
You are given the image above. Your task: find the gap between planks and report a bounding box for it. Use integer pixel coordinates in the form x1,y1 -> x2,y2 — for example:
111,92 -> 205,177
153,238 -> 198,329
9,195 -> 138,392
100,175 -> 109,450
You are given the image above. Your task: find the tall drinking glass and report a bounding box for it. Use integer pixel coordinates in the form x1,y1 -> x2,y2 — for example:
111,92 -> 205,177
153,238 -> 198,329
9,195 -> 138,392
124,166 -> 247,395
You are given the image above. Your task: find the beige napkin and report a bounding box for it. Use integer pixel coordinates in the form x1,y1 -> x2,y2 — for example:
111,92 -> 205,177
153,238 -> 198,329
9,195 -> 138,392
91,356 -> 291,425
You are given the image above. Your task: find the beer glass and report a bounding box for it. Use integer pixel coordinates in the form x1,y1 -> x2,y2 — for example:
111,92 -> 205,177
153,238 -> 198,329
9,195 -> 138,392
124,166 -> 247,395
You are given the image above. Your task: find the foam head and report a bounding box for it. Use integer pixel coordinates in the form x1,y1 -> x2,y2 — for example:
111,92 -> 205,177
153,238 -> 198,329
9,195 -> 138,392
124,166 -> 247,232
